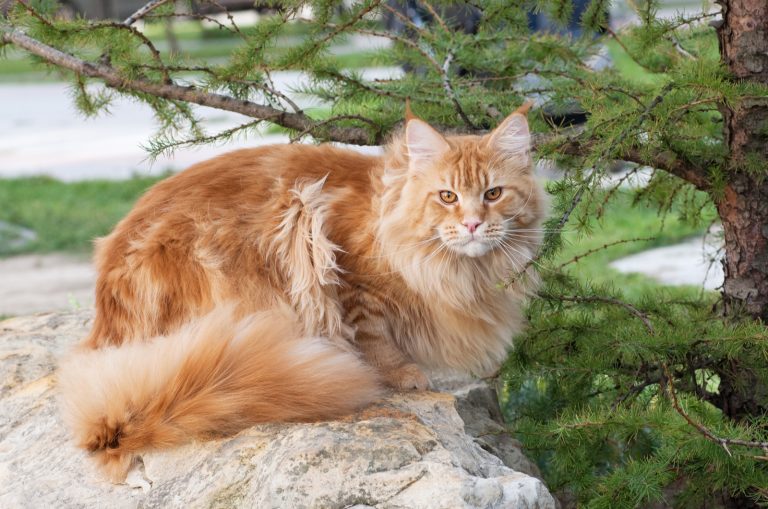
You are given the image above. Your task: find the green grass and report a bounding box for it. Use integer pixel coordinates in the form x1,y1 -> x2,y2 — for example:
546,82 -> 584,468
141,18 -> 312,42
0,175 -> 164,257
605,40 -> 666,87
553,191 -> 715,298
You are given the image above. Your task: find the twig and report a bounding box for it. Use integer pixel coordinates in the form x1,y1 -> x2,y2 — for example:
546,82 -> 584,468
612,378 -> 656,410
199,0 -> 244,38
557,237 -> 657,269
662,364 -> 768,459
145,119 -> 263,158
92,21 -> 171,83
15,0 -> 171,84
667,34 -> 696,60
143,12 -> 242,37
123,0 -> 173,26
380,2 -> 434,41
545,293 -> 655,334
441,52 -> 476,129
597,165 -> 642,216
421,1 -> 449,33
297,0 -> 382,64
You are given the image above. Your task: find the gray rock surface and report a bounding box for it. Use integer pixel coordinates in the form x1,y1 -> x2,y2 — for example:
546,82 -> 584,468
0,311 -> 555,509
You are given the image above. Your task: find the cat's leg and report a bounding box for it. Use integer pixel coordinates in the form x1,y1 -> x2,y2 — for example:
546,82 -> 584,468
353,316 -> 429,391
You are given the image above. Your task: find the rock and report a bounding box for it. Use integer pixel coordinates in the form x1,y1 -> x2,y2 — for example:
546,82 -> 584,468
0,311 -> 555,509
454,382 -> 543,480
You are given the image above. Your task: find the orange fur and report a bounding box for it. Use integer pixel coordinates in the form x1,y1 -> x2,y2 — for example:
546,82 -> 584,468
59,106 -> 547,482
59,306 -> 381,482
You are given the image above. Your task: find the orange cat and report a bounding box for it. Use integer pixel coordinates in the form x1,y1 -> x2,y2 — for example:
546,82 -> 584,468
58,104 -> 546,482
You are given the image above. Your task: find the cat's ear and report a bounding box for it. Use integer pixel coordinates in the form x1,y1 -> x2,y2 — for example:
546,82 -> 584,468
487,101 -> 532,162
405,118 -> 450,171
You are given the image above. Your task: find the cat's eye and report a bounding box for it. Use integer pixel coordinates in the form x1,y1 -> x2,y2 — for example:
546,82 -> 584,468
484,187 -> 502,201
439,190 -> 458,204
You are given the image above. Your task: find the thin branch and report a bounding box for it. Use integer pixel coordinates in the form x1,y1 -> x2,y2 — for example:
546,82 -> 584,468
557,237 -> 657,269
380,2 -> 434,41
667,34 -> 696,60
421,1 -> 450,33
441,52 -> 476,129
143,12 -> 241,36
123,0 -> 173,26
199,0 -> 245,38
295,0 -> 382,66
612,378 -> 657,410
0,26 -> 375,144
89,20 -> 171,83
545,293 -> 655,334
662,364 -> 768,459
144,119 -> 264,158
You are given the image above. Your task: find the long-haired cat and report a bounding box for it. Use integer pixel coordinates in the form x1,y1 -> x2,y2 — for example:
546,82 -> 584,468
58,104 -> 546,482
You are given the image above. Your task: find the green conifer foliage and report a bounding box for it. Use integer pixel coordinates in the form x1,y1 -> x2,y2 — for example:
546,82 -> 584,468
2,1 -> 767,506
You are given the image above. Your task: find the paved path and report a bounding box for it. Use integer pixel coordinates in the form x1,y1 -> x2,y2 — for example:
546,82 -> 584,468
611,236 -> 724,290
0,67 -> 396,181
0,254 -> 95,316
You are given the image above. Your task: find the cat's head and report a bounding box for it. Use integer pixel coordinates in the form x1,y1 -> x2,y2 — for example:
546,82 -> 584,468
380,104 -> 546,271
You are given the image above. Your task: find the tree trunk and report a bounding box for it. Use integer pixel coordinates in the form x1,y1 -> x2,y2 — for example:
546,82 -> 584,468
715,0 -> 768,323
711,6 -> 768,507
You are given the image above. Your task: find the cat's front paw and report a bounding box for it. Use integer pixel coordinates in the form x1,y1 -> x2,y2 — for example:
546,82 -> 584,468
383,363 -> 430,391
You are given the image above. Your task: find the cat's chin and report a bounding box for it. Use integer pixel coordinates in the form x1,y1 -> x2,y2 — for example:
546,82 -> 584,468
453,240 -> 492,258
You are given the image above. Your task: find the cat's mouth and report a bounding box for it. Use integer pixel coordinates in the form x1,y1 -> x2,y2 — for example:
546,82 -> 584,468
450,237 -> 493,258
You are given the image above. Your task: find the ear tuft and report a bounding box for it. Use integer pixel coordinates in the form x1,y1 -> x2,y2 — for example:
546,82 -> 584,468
514,100 -> 534,117
404,97 -> 417,122
405,118 -> 450,171
487,112 -> 531,160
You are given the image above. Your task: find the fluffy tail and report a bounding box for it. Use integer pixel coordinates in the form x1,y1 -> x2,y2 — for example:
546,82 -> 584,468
58,306 -> 381,482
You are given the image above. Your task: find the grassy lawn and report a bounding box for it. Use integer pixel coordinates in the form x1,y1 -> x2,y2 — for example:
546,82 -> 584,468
552,191 -> 714,300
0,176 -> 164,257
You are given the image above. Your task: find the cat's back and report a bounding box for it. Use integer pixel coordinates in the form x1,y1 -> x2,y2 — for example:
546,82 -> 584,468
87,143 -> 382,346
108,143 -> 380,239
142,143 -> 379,207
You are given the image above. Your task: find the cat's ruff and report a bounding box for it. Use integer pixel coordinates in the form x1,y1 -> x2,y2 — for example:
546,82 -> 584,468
58,105 -> 546,482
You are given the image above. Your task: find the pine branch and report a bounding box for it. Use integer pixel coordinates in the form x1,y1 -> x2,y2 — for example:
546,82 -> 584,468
543,293 -> 656,334
662,364 -> 768,459
554,84 -> 712,191
0,25 -> 376,144
0,20 -> 714,191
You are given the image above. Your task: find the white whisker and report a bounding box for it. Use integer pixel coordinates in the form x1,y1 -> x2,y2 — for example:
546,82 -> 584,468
502,184 -> 535,226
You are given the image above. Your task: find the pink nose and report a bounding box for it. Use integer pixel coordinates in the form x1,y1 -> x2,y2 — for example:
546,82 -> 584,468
463,220 -> 482,234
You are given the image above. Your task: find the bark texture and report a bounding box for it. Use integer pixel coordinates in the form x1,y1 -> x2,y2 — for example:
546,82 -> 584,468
711,8 -> 768,507
715,0 -> 768,322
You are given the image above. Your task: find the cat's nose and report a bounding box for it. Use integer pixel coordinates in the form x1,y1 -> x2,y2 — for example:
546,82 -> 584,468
463,220 -> 483,234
